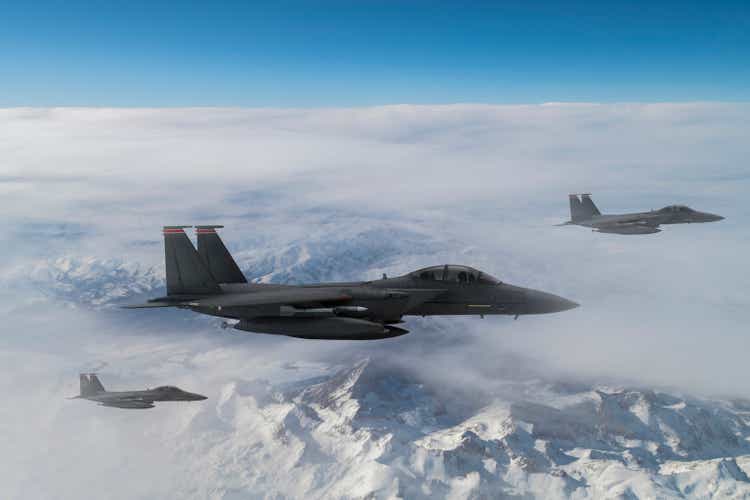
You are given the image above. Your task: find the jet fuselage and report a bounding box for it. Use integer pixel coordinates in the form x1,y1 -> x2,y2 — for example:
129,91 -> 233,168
129,227 -> 578,340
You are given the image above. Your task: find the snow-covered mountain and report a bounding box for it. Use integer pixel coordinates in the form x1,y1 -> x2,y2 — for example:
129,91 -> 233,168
21,256 -> 162,307
161,357 -> 750,499
8,225 -> 444,308
5,226 -> 750,499
234,226 -> 444,285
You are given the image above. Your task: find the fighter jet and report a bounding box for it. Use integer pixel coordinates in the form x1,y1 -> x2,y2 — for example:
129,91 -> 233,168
124,226 -> 577,340
70,373 -> 207,409
561,194 -> 724,234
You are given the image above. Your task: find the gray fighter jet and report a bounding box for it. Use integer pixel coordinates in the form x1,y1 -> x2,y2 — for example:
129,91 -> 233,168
561,194 -> 724,234
125,226 -> 577,340
70,373 -> 207,409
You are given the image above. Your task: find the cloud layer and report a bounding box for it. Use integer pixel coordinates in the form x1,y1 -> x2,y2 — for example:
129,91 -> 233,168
1,104 -> 749,497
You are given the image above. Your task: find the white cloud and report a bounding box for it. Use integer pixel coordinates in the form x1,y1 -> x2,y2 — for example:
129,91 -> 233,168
2,103 -> 748,388
1,103 -> 749,498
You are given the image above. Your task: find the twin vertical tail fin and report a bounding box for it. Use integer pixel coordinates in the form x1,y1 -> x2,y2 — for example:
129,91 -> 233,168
569,195 -> 585,222
163,226 -> 221,296
80,373 -> 106,397
195,226 -> 247,284
569,194 -> 601,222
580,194 -> 601,217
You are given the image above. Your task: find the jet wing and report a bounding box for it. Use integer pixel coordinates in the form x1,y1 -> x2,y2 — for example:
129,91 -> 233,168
594,218 -> 662,234
599,221 -> 660,231
187,288 -> 353,309
615,220 -> 658,227
611,212 -> 662,226
100,400 -> 155,409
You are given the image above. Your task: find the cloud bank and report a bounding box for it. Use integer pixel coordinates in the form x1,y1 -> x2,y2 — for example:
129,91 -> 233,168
1,103 -> 749,498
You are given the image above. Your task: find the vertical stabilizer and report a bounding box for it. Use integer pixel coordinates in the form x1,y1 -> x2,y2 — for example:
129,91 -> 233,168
163,226 -> 221,296
195,226 -> 247,284
569,193 -> 599,221
80,373 -> 106,397
569,194 -> 586,222
580,194 -> 601,216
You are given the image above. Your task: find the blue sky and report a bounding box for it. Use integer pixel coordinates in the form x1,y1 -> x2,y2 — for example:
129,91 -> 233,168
1,1 -> 749,106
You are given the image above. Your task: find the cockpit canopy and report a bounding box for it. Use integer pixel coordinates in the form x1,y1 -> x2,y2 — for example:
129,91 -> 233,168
410,265 -> 501,285
660,205 -> 693,213
155,386 -> 179,392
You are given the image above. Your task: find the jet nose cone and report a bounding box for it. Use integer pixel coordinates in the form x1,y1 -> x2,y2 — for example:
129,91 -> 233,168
553,296 -> 580,312
699,212 -> 724,222
523,289 -> 579,314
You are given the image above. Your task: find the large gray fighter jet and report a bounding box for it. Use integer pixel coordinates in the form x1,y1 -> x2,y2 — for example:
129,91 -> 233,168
70,374 -> 207,409
561,194 -> 724,234
125,226 -> 578,340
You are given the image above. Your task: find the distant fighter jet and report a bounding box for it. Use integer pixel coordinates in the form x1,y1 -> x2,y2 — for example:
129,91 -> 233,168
561,194 -> 724,234
125,226 -> 578,340
70,374 -> 207,409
